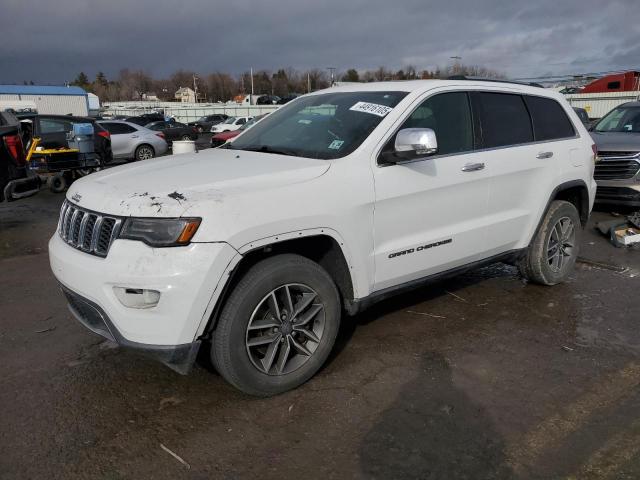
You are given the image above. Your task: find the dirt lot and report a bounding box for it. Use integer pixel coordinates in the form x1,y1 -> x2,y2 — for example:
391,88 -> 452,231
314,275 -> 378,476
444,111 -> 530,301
1,191 -> 639,480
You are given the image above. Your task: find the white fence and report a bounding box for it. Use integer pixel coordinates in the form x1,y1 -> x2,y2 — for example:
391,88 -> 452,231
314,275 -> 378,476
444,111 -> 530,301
564,91 -> 640,119
102,101 -> 279,123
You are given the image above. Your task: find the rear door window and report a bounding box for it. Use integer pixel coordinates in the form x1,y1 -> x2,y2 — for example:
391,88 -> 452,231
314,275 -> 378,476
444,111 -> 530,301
471,92 -> 533,148
102,123 -> 136,134
39,118 -> 73,134
524,96 -> 576,140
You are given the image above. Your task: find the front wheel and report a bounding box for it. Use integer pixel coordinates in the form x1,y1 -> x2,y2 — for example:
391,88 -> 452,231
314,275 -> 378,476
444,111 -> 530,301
518,200 -> 581,285
211,254 -> 341,396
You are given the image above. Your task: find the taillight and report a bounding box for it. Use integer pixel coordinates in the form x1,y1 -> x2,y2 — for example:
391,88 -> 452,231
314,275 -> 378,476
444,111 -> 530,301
97,130 -> 110,139
3,134 -> 26,166
156,132 -> 165,139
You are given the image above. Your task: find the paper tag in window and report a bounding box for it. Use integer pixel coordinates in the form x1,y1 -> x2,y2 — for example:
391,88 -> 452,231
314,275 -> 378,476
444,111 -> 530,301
328,140 -> 344,150
349,102 -> 393,117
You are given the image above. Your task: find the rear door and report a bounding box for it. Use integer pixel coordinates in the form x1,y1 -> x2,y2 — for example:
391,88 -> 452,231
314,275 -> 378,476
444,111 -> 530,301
469,92 -> 568,254
101,122 -> 138,158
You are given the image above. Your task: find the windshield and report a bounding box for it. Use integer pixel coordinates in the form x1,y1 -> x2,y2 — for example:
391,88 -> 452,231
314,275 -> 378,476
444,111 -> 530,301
222,117 -> 236,124
594,106 -> 640,133
229,91 -> 408,159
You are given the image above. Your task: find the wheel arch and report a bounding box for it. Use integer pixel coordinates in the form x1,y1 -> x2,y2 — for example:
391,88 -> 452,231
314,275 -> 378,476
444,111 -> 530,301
200,230 -> 357,338
529,179 -> 590,247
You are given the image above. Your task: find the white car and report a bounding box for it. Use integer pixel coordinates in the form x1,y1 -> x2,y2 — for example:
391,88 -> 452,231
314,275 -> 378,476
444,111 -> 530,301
98,120 -> 168,161
50,80 -> 596,396
210,116 -> 252,133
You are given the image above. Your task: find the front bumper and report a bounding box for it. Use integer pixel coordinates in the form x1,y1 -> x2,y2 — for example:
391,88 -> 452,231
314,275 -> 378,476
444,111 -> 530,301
595,182 -> 640,207
49,234 -> 239,371
2,173 -> 40,202
62,284 -> 201,374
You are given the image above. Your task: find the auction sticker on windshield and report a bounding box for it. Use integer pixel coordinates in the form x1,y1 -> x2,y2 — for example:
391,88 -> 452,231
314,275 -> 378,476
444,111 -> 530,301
349,102 -> 393,117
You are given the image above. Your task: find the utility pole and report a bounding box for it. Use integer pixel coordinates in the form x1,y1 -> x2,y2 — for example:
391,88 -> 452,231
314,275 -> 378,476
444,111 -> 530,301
250,67 -> 254,97
193,74 -> 199,103
307,73 -> 311,93
327,67 -> 336,87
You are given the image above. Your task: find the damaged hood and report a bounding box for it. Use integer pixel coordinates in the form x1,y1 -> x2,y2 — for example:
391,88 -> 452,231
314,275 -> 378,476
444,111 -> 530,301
66,149 -> 330,217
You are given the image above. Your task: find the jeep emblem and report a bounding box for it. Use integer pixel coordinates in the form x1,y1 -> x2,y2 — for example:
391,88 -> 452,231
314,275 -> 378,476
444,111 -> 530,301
71,193 -> 82,203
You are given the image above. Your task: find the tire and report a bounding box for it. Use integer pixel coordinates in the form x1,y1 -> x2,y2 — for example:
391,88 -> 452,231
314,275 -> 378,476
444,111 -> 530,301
518,200 -> 581,285
212,254 -> 341,396
135,144 -> 155,161
181,135 -> 192,141
48,174 -> 67,193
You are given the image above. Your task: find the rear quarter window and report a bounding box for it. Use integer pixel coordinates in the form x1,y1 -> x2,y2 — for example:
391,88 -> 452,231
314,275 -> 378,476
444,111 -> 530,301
525,96 -> 576,141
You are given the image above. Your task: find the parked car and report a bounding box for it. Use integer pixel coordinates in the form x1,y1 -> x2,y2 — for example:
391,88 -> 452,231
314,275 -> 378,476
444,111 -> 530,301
210,114 -> 267,147
210,116 -> 252,133
277,94 -> 301,105
125,113 -> 165,126
256,95 -> 280,105
589,101 -> 640,206
573,107 -> 590,127
188,114 -> 228,133
145,121 -> 198,144
51,80 -> 596,396
0,111 -> 40,202
98,120 -> 168,161
16,113 -> 113,166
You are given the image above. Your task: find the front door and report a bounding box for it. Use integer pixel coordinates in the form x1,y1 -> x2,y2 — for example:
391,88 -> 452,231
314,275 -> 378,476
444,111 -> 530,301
372,91 -> 492,291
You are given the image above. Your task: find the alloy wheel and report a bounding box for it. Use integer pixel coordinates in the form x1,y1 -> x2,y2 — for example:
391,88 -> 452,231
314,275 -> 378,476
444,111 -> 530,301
245,283 -> 325,376
547,216 -> 575,272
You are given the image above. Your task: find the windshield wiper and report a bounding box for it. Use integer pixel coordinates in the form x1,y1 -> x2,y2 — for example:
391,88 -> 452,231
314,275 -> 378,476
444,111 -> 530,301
234,145 -> 299,157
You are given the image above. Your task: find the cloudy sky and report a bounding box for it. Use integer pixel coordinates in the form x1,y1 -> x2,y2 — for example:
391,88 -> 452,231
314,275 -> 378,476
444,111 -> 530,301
1,0 -> 638,84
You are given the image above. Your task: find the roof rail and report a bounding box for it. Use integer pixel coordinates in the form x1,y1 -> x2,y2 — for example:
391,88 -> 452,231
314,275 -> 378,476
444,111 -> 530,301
447,75 -> 544,88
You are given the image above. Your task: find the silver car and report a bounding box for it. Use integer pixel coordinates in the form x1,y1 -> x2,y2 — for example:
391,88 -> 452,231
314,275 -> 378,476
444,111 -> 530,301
97,120 -> 168,161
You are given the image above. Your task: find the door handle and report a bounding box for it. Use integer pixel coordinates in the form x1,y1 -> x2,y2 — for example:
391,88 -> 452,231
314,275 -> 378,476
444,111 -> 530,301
536,151 -> 553,159
131,135 -> 139,138
461,162 -> 485,172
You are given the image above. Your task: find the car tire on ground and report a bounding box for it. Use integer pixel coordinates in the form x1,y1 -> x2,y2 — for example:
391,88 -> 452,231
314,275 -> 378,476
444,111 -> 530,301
211,254 -> 341,396
134,144 -> 155,161
48,174 -> 67,193
181,135 -> 192,141
518,200 -> 581,285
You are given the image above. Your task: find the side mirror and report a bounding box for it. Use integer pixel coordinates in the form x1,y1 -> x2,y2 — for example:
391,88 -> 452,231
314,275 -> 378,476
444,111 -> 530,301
394,128 -> 438,159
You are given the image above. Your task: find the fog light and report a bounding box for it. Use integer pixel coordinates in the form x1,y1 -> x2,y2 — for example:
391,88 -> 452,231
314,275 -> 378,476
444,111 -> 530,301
113,287 -> 161,309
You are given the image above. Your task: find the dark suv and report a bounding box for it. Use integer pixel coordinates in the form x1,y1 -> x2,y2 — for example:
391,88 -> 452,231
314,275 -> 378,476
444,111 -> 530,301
188,114 -> 228,133
0,111 -> 40,202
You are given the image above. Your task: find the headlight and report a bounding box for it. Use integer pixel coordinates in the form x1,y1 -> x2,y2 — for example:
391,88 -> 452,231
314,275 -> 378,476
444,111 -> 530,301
119,218 -> 201,247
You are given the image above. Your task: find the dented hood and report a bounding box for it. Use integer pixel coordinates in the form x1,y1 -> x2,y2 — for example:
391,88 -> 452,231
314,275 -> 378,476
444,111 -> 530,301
66,149 -> 330,217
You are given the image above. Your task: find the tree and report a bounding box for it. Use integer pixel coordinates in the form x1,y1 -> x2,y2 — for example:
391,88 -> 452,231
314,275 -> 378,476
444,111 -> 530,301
71,72 -> 90,88
342,69 -> 360,82
95,72 -> 108,87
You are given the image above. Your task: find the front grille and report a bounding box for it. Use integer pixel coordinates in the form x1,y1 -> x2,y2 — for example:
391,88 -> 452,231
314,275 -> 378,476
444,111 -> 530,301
58,201 -> 122,257
594,159 -> 640,180
597,151 -> 639,158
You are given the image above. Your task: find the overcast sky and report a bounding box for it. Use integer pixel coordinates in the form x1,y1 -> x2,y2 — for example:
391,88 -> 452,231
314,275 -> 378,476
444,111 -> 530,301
1,0 -> 638,84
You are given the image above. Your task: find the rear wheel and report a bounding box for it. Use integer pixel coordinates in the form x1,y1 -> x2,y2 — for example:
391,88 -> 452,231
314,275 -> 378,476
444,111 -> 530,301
518,200 -> 581,285
181,134 -> 192,141
211,254 -> 341,396
134,144 -> 154,161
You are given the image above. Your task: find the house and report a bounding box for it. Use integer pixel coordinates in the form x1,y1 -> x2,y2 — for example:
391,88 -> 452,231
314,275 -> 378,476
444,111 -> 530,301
175,87 -> 196,103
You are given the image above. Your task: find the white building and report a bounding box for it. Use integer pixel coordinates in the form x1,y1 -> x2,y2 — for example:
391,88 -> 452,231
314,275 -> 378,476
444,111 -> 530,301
0,84 -> 89,116
175,87 -> 196,103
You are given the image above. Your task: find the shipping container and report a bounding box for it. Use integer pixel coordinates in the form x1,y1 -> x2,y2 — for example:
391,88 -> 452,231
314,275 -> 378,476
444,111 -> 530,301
0,85 -> 89,116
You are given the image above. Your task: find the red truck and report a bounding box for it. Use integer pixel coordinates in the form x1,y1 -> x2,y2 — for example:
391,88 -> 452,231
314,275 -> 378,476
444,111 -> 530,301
581,71 -> 640,93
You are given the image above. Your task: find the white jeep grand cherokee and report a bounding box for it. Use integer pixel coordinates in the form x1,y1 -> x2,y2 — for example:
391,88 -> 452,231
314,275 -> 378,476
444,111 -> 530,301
50,80 -> 597,396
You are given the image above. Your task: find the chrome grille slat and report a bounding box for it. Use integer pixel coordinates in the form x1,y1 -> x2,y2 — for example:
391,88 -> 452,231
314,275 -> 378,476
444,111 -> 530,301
58,201 -> 121,257
594,159 -> 640,180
